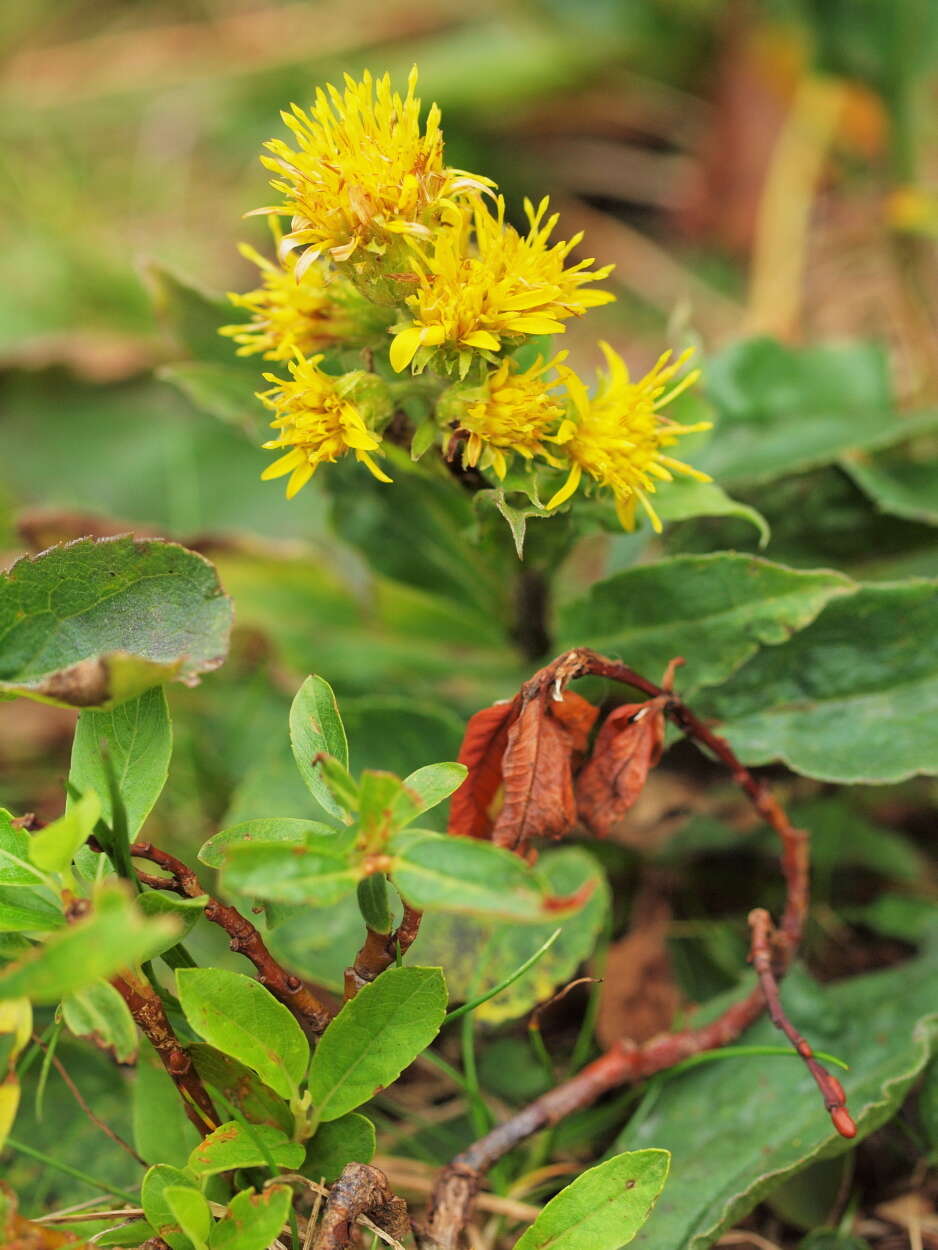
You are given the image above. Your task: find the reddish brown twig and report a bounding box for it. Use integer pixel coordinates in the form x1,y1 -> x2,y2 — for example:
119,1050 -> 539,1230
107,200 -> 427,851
31,1032 -> 144,1165
92,838 -> 334,1037
313,1162 -> 409,1250
749,907 -> 856,1138
423,648 -> 848,1248
345,905 -> 423,1001
110,972 -> 217,1135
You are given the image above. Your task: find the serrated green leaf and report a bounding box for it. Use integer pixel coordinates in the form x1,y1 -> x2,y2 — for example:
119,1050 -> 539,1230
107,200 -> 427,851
303,1112 -> 376,1182
69,688 -> 172,839
176,968 -> 309,1101
165,1186 -> 212,1250
187,1120 -> 303,1178
289,676 -> 350,820
708,581 -> 938,782
149,263 -> 248,366
558,554 -> 852,693
413,847 -> 608,1023
622,956 -> 938,1250
0,884 -> 179,1001
158,361 -> 261,433
842,450 -> 938,527
653,477 -> 769,546
62,981 -> 138,1063
210,1185 -> 292,1250
389,830 -> 593,923
513,1148 -> 670,1249
142,1164 -> 201,1250
700,337 -> 938,487
309,965 -> 447,1122
0,536 -> 232,709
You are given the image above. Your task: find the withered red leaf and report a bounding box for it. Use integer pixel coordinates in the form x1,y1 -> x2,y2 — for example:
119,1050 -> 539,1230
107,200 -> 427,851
547,689 -> 599,753
448,697 -> 520,840
576,700 -> 665,839
492,692 -> 583,852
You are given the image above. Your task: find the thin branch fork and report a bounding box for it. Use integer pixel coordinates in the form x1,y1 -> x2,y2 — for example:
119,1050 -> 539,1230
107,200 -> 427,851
345,904 -> 423,1000
92,837 -> 334,1037
422,648 -> 854,1249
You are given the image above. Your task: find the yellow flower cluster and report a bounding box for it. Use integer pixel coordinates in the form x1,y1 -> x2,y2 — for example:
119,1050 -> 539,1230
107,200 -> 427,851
223,68 -> 712,531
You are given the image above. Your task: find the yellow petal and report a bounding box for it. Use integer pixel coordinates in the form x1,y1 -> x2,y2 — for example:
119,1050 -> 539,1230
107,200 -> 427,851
462,330 -> 501,352
358,451 -> 393,483
546,461 -> 582,510
286,461 -> 315,498
389,327 -> 425,373
261,448 -> 305,480
507,315 -> 566,335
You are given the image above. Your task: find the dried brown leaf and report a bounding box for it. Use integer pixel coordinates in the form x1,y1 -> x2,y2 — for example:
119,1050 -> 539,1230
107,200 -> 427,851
448,698 -> 519,840
576,701 -> 665,839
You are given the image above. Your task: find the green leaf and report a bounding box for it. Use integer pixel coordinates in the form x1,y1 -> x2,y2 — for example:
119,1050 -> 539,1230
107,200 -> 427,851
653,478 -> 770,546
308,965 -> 447,1122
558,554 -> 852,693
303,1112 -> 376,1182
94,1221 -> 158,1247
700,338 -> 938,487
149,263 -> 248,366
0,886 -> 62,934
0,811 -> 48,888
176,968 -> 309,1101
513,1149 -> 670,1249
356,875 -> 391,934
137,890 -> 208,949
842,449 -> 938,527
28,790 -> 100,880
389,830 -> 595,923
398,762 -> 468,826
621,956 -> 938,1250
133,1042 -> 201,1168
918,1056 -> 938,1149
141,1164 -> 201,1250
69,688 -> 173,839
187,1120 -> 303,1178
210,1185 -> 292,1250
413,847 -> 608,1023
0,536 -> 232,709
62,981 -> 138,1063
220,836 -> 359,908
165,1186 -> 212,1250
189,1045 -> 293,1136
158,361 -> 261,433
798,1233 -> 872,1250
707,581 -> 938,782
198,818 -> 334,870
289,676 -> 350,820
0,884 -> 178,1000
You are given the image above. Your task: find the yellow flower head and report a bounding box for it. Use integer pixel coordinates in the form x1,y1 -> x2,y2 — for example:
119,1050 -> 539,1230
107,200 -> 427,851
259,354 -> 392,498
259,68 -> 492,268
548,343 -> 710,531
453,353 -> 569,479
389,197 -> 615,374
219,241 -> 383,361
